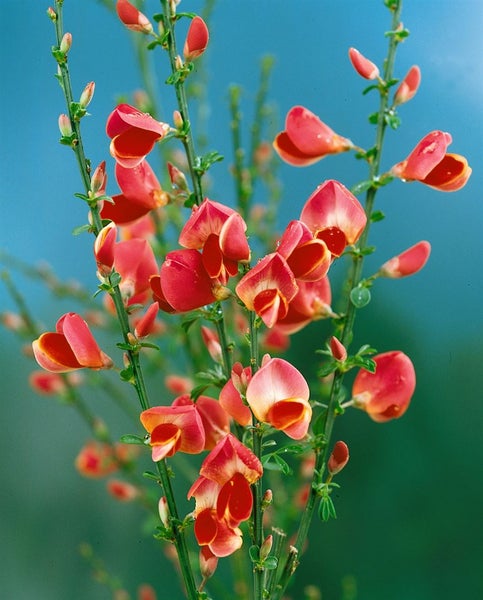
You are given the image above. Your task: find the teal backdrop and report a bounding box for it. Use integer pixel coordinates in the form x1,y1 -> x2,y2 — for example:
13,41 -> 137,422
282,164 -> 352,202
1,1 -> 482,599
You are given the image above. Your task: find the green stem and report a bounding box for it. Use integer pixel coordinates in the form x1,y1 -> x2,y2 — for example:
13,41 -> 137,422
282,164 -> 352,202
229,85 -> 251,216
274,3 -> 404,597
160,0 -> 204,206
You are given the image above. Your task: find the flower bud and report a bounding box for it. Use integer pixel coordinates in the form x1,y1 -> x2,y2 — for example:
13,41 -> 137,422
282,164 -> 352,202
260,534 -> 273,561
60,32 -> 72,54
201,326 -> 222,363
164,374 -> 193,395
167,162 -> 189,191
137,584 -> 157,600
94,222 -> 117,277
47,7 -> 57,21
379,240 -> 431,278
394,65 -> 421,105
261,488 -> 273,510
80,81 -> 95,109
58,113 -> 73,137
348,47 -> 379,80
107,479 -> 139,502
134,302 -> 160,339
199,546 -> 218,580
183,16 -> 209,61
90,161 -> 107,196
327,441 -> 349,475
116,0 -> 153,34
330,336 -> 347,362
158,496 -> 170,528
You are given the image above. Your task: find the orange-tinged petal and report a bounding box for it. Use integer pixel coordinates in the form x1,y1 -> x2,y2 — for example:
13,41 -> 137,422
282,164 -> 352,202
32,332 -> 83,372
380,241 -> 431,278
266,399 -> 312,440
348,47 -> 379,80
58,313 -> 112,369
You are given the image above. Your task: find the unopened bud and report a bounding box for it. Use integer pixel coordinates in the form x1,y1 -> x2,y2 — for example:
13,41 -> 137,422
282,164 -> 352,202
134,302 -> 159,339
167,162 -> 188,190
58,113 -> 73,137
94,222 -> 116,277
330,336 -> 347,362
394,65 -> 421,106
327,441 -> 350,475
348,47 -> 379,80
60,32 -> 72,54
379,240 -> 431,278
90,161 -> 107,195
260,534 -> 273,561
201,326 -> 222,363
261,488 -> 273,510
116,0 -> 153,34
107,479 -> 139,502
183,16 -> 209,62
80,81 -> 95,109
47,7 -> 57,21
158,496 -> 170,528
199,546 -> 218,580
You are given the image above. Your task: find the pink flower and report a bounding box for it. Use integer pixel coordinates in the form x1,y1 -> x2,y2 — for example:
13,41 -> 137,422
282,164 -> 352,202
348,47 -> 379,80
236,253 -> 298,328
300,180 -> 367,257
116,0 -> 153,34
277,220 -> 331,282
379,241 -> 431,278
246,356 -> 312,439
75,441 -> 118,478
155,249 -> 227,313
394,65 -> 421,105
352,351 -> 416,422
133,302 -> 160,338
330,336 -> 347,362
101,160 -> 167,225
106,104 -> 169,168
112,238 -> 158,305
32,312 -> 113,373
172,394 -> 230,451
140,404 -> 205,461
273,106 -> 352,166
179,199 -> 250,284
183,16 -> 209,61
219,364 -> 253,427
94,222 -> 117,276
391,130 -> 471,192
107,479 -> 139,502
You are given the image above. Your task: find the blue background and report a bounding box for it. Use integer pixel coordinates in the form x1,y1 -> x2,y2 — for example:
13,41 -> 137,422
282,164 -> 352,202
1,1 -> 482,599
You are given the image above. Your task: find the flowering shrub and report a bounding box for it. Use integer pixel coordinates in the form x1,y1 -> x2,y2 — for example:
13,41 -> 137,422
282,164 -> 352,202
1,1 -> 472,599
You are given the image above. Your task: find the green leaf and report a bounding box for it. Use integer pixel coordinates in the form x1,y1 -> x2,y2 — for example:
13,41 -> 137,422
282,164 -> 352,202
184,193 -> 197,209
362,83 -> 379,96
249,545 -> 260,563
351,355 -> 376,373
350,286 -> 371,308
120,364 -> 134,382
318,496 -> 337,522
368,112 -> 379,125
311,410 -> 328,436
120,434 -> 146,445
143,470 -> 160,481
351,180 -> 374,196
264,556 -> 278,570
317,360 -> 337,378
370,210 -> 385,223
72,224 -> 91,236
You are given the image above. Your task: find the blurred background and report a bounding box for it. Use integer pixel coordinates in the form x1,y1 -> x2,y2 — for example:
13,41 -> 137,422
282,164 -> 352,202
1,1 -> 482,599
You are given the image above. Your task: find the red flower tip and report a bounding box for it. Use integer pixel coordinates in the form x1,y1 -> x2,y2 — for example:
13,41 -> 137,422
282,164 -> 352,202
330,336 -> 347,362
379,241 -> 431,278
116,0 -> 153,34
348,47 -> 380,80
183,16 -> 209,61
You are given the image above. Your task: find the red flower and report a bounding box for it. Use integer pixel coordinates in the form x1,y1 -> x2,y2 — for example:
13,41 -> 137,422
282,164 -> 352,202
236,253 -> 298,328
32,312 -> 113,373
106,104 -> 169,168
101,160 -> 167,225
140,404 -> 205,461
246,356 -> 312,439
172,394 -> 230,450
391,130 -> 471,192
352,351 -> 416,422
112,238 -> 158,306
327,441 -> 349,475
179,199 -> 250,285
273,106 -> 352,167
300,180 -> 367,257
75,441 -> 118,478
394,65 -> 421,105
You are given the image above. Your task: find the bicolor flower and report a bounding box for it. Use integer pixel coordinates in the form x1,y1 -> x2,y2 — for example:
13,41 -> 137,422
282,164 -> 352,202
116,0 -> 153,34
277,220 -> 331,282
348,47 -> 379,80
94,222 -> 117,277
394,65 -> 421,105
273,106 -> 352,166
245,356 -> 312,439
154,249 -> 228,313
327,441 -> 350,475
391,130 -> 471,192
236,253 -> 298,328
29,370 -> 81,395
351,351 -> 416,422
379,240 -> 431,278
133,301 -> 160,339
179,199 -> 250,284
183,16 -> 209,61
32,312 -> 113,373
219,364 -> 253,427
275,276 -> 332,335
112,238 -> 158,305
106,103 -> 169,168
75,441 -> 118,478
300,180 -> 367,257
140,404 -> 205,461
107,479 -> 139,502
101,160 -> 167,225
172,394 -> 230,450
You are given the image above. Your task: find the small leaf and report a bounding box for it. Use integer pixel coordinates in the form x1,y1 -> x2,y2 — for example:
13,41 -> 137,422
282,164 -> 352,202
350,286 -> 371,308
317,360 -> 337,378
120,434 -> 146,445
249,545 -> 260,563
143,470 -> 160,481
318,496 -> 337,522
311,410 -> 328,436
370,210 -> 385,223
72,224 -> 91,236
368,112 -> 379,125
351,180 -> 374,196
264,556 -> 278,570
